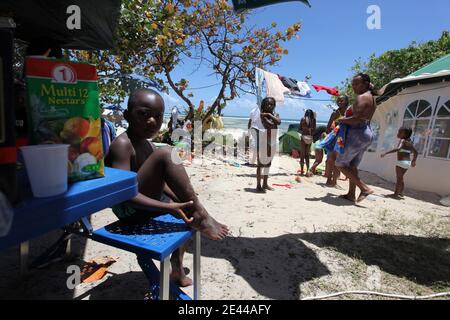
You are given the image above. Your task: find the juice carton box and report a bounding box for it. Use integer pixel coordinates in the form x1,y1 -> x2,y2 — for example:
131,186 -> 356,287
25,57 -> 104,182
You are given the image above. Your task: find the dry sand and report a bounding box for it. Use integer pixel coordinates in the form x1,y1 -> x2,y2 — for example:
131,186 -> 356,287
0,154 -> 449,300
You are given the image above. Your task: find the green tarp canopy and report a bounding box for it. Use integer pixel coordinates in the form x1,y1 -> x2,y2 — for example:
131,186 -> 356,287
232,0 -> 311,12
279,130 -> 301,154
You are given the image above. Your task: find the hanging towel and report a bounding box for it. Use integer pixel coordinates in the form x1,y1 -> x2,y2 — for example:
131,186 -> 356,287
334,124 -> 348,154
297,81 -> 312,97
317,124 -> 348,155
312,84 -> 340,97
263,70 -> 290,103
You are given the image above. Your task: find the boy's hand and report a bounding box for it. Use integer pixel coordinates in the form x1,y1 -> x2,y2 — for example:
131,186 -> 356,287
168,201 -> 194,223
380,153 -> 386,158
411,160 -> 416,168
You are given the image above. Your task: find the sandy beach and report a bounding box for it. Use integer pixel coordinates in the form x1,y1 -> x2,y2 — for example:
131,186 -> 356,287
0,153 -> 448,300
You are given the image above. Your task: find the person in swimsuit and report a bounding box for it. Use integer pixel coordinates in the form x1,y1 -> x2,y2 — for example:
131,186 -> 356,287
335,73 -> 377,203
325,95 -> 350,187
381,127 -> 418,199
298,109 -> 316,177
105,88 -> 229,287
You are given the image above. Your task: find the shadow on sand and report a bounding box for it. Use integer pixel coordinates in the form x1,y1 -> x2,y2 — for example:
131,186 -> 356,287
186,232 -> 449,299
297,232 -> 450,287
304,193 -> 366,208
188,234 -> 330,299
3,231 -> 448,300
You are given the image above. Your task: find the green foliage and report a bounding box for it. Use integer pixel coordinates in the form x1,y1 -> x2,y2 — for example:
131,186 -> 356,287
339,31 -> 450,101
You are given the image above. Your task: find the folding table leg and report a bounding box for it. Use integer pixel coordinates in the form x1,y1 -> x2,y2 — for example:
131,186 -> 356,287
20,241 -> 29,277
159,256 -> 170,300
193,231 -> 201,300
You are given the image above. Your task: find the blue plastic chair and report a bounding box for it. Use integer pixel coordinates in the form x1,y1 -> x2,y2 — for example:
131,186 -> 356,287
89,214 -> 201,300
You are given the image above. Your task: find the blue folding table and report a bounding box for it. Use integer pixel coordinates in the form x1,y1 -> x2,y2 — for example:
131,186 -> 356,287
0,166 -> 201,300
0,167 -> 138,251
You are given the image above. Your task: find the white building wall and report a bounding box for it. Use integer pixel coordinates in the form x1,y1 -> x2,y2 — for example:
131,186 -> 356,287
360,83 -> 450,196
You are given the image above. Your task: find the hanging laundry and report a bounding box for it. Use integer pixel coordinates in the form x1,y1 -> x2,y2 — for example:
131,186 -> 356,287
279,76 -> 300,92
263,70 -> 290,104
296,81 -> 312,97
312,84 -> 341,97
255,67 -> 265,107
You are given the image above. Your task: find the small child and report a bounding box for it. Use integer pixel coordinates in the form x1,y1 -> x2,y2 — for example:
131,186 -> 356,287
310,132 -> 327,175
381,127 -> 418,199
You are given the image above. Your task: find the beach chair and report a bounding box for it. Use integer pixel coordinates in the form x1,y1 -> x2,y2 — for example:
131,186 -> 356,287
81,214 -> 201,300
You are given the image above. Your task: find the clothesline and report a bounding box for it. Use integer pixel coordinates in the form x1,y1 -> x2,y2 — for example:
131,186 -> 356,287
255,67 -> 339,106
286,95 -> 334,102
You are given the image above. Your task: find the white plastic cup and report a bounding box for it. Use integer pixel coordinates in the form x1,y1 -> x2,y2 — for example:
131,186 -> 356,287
20,144 -> 70,198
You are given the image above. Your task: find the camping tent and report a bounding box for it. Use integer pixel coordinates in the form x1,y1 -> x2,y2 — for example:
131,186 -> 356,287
279,130 -> 301,154
359,53 -> 450,196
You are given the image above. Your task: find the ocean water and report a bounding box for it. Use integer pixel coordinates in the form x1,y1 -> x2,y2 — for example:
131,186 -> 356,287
163,114 -> 326,141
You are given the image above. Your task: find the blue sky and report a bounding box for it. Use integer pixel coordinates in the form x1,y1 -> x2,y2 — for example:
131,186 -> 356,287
159,0 -> 450,122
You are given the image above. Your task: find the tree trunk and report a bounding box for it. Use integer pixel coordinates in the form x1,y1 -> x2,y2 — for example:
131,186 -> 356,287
164,68 -> 195,120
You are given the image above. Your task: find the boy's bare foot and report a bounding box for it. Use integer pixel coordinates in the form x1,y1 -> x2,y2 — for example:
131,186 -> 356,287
198,216 -> 229,240
263,185 -> 274,191
339,194 -> 356,203
357,189 -> 375,203
188,205 -> 229,240
170,268 -> 193,288
305,172 -> 314,178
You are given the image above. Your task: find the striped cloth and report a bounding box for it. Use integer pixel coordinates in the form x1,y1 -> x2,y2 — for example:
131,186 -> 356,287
101,118 -> 117,157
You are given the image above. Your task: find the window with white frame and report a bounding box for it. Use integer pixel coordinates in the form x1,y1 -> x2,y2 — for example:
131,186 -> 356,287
427,99 -> 450,160
402,100 -> 433,155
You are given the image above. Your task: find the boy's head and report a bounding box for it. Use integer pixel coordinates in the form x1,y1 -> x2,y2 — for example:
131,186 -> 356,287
261,97 -> 276,113
124,88 -> 165,138
398,127 -> 413,139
